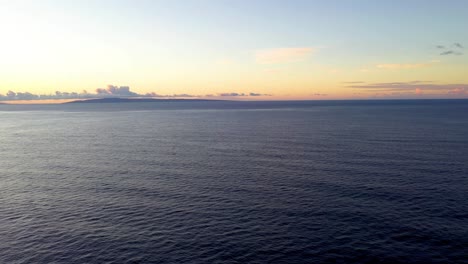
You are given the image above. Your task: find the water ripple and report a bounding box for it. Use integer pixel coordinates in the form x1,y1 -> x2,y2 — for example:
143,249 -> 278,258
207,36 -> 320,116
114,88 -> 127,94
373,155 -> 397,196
1,102 -> 468,263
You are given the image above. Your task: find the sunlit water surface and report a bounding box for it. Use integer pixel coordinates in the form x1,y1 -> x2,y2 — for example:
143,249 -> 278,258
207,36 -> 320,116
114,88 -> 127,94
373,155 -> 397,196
1,100 -> 467,263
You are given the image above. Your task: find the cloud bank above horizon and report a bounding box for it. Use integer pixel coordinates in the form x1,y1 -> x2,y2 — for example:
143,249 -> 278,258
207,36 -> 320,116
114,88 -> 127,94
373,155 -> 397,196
0,85 -> 271,101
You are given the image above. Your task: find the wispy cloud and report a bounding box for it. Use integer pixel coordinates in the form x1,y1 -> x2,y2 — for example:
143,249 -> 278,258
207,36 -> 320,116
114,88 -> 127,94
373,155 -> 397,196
346,81 -> 468,95
448,88 -> 467,95
345,81 -> 468,99
454,43 -> 464,49
255,47 -> 315,64
144,92 -> 197,98
218,92 -> 271,97
437,42 -> 464,56
219,92 -> 245,96
440,50 -> 463,56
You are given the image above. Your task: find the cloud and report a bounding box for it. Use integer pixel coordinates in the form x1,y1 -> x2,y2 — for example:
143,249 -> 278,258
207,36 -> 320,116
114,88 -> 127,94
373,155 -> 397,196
250,92 -> 272,96
346,81 -> 468,95
376,62 -> 433,70
0,85 -> 202,101
96,85 -> 138,96
437,43 -> 464,55
218,92 -> 271,97
454,43 -> 464,49
255,47 -> 315,64
7,91 -> 16,98
440,50 -> 463,56
0,85 -> 275,101
6,91 -> 39,100
1,90 -> 86,101
143,92 -> 162,97
219,92 -> 244,96
0,90 -> 87,101
448,88 -> 467,95
170,94 -> 196,98
143,92 -> 197,98
347,81 -> 468,99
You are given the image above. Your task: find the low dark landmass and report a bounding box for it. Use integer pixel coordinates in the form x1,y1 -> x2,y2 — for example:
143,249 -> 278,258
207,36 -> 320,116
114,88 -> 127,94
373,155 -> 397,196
65,98 -> 224,104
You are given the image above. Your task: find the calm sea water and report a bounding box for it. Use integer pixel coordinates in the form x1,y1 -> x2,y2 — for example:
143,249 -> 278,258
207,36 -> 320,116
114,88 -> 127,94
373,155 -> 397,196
1,100 -> 467,263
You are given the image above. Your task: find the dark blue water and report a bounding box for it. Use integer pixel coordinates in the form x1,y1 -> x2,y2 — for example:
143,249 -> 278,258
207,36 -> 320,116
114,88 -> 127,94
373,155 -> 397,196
1,100 -> 467,263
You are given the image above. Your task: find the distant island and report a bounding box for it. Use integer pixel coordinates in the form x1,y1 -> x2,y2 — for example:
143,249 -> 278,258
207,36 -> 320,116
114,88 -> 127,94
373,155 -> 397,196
65,98 -> 224,104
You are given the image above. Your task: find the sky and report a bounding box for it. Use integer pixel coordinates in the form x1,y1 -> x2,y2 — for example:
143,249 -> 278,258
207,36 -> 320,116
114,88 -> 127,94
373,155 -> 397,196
0,0 -> 467,102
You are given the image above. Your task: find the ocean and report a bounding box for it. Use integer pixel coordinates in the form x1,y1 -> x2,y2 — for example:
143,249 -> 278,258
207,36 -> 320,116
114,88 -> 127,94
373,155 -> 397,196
1,100 -> 467,263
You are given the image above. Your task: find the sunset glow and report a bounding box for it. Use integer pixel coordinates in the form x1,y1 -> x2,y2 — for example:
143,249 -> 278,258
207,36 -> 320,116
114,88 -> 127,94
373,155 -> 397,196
1,0 -> 467,102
